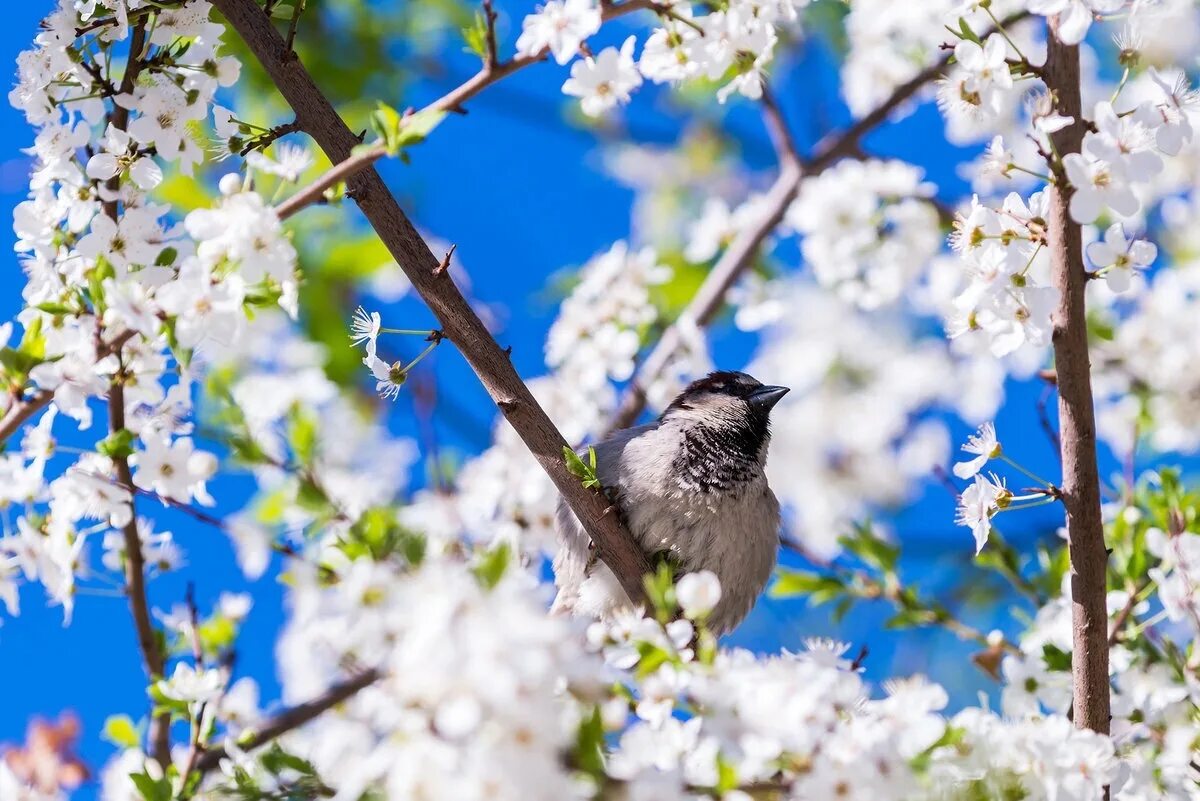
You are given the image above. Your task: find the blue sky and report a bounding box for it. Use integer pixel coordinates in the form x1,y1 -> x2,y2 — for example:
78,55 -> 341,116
0,4 -> 1089,795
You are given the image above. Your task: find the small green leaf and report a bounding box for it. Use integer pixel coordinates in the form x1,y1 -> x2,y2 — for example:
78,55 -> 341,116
473,542 -> 511,589
884,608 -> 933,630
371,102 -> 403,153
1042,643 -> 1072,672
102,714 -> 141,749
35,302 -> 75,315
716,753 -> 738,793
288,406 -> 319,468
129,771 -> 171,801
155,247 -> 178,267
462,11 -> 489,58
0,346 -> 40,377
370,103 -> 447,157
958,17 -> 981,43
768,569 -> 845,600
573,705 -> 606,780
97,428 -> 136,460
839,522 -> 899,573
563,446 -> 602,489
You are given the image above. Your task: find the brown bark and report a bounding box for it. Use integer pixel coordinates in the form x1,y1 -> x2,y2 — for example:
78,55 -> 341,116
110,371 -> 172,767
211,0 -> 653,601
1043,26 -> 1110,735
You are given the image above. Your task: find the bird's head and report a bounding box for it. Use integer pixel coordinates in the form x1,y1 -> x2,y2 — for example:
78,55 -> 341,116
661,371 -> 789,454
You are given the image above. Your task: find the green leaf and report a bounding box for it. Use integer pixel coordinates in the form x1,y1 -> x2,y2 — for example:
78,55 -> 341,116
147,683 -> 190,718
155,247 -> 178,267
634,640 -> 672,677
643,560 -> 677,620
910,725 -> 965,773
715,753 -> 738,793
884,608 -> 934,630
371,104 -> 447,157
288,406 -> 319,468
18,315 -> 44,359
197,615 -> 238,655
563,446 -> 601,489
97,428 -> 136,460
462,11 -> 489,58
0,346 -> 40,377
839,522 -> 899,573
371,102 -> 403,152
768,569 -> 845,600
958,17 -> 981,43
102,714 -> 141,749
573,705 -> 606,780
1041,643 -> 1072,672
129,771 -> 171,801
473,542 -> 511,589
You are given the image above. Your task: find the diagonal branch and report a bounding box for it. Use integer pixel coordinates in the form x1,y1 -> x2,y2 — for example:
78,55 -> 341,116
192,667 -> 383,777
605,11 -> 1029,432
212,0 -> 653,602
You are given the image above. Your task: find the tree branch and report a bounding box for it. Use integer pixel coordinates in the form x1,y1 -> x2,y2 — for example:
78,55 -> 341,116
212,0 -> 653,602
0,329 -> 136,448
426,0 -> 661,115
274,143 -> 386,219
109,371 -> 171,768
1043,23 -> 1110,737
192,667 -> 382,776
604,14 -> 1037,432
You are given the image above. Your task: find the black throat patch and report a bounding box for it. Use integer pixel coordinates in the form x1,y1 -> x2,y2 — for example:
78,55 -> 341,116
671,421 -> 766,494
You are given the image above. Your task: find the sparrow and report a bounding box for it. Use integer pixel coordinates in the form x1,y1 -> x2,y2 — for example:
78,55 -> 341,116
552,370 -> 789,635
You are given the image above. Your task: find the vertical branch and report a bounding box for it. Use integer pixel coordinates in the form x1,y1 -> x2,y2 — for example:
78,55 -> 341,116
109,377 -> 171,767
99,17 -> 171,768
1043,25 -> 1110,736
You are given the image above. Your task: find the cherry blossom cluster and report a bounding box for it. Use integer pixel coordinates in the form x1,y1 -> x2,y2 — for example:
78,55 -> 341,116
987,483 -> 1200,800
785,159 -> 942,310
1091,195 -> 1200,456
841,0 -> 1025,119
267,555 -> 589,801
515,0 -> 808,117
936,3 -> 1196,362
0,0 -> 276,622
545,242 -> 672,391
747,285 -> 998,559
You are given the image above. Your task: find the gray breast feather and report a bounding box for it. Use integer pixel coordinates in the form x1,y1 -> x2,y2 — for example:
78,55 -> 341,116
551,421 -> 780,635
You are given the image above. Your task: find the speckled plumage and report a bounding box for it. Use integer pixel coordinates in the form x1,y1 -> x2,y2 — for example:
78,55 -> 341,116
552,371 -> 786,635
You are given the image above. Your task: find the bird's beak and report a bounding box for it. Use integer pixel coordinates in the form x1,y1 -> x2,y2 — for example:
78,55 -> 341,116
748,385 -> 789,411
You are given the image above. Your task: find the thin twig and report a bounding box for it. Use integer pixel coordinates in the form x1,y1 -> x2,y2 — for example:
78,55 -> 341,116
605,10 -> 1030,432
284,0 -> 305,53
481,0 -> 499,70
1037,383 -> 1062,463
238,117 -> 304,156
274,143 -> 386,219
0,328 -> 136,448
177,585 -> 208,793
192,668 -> 383,776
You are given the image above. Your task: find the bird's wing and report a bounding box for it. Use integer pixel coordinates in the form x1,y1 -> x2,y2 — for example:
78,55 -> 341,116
550,421 -> 660,614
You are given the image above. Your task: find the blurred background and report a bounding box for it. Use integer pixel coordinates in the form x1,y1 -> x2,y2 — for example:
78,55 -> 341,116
0,2 -> 1120,796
